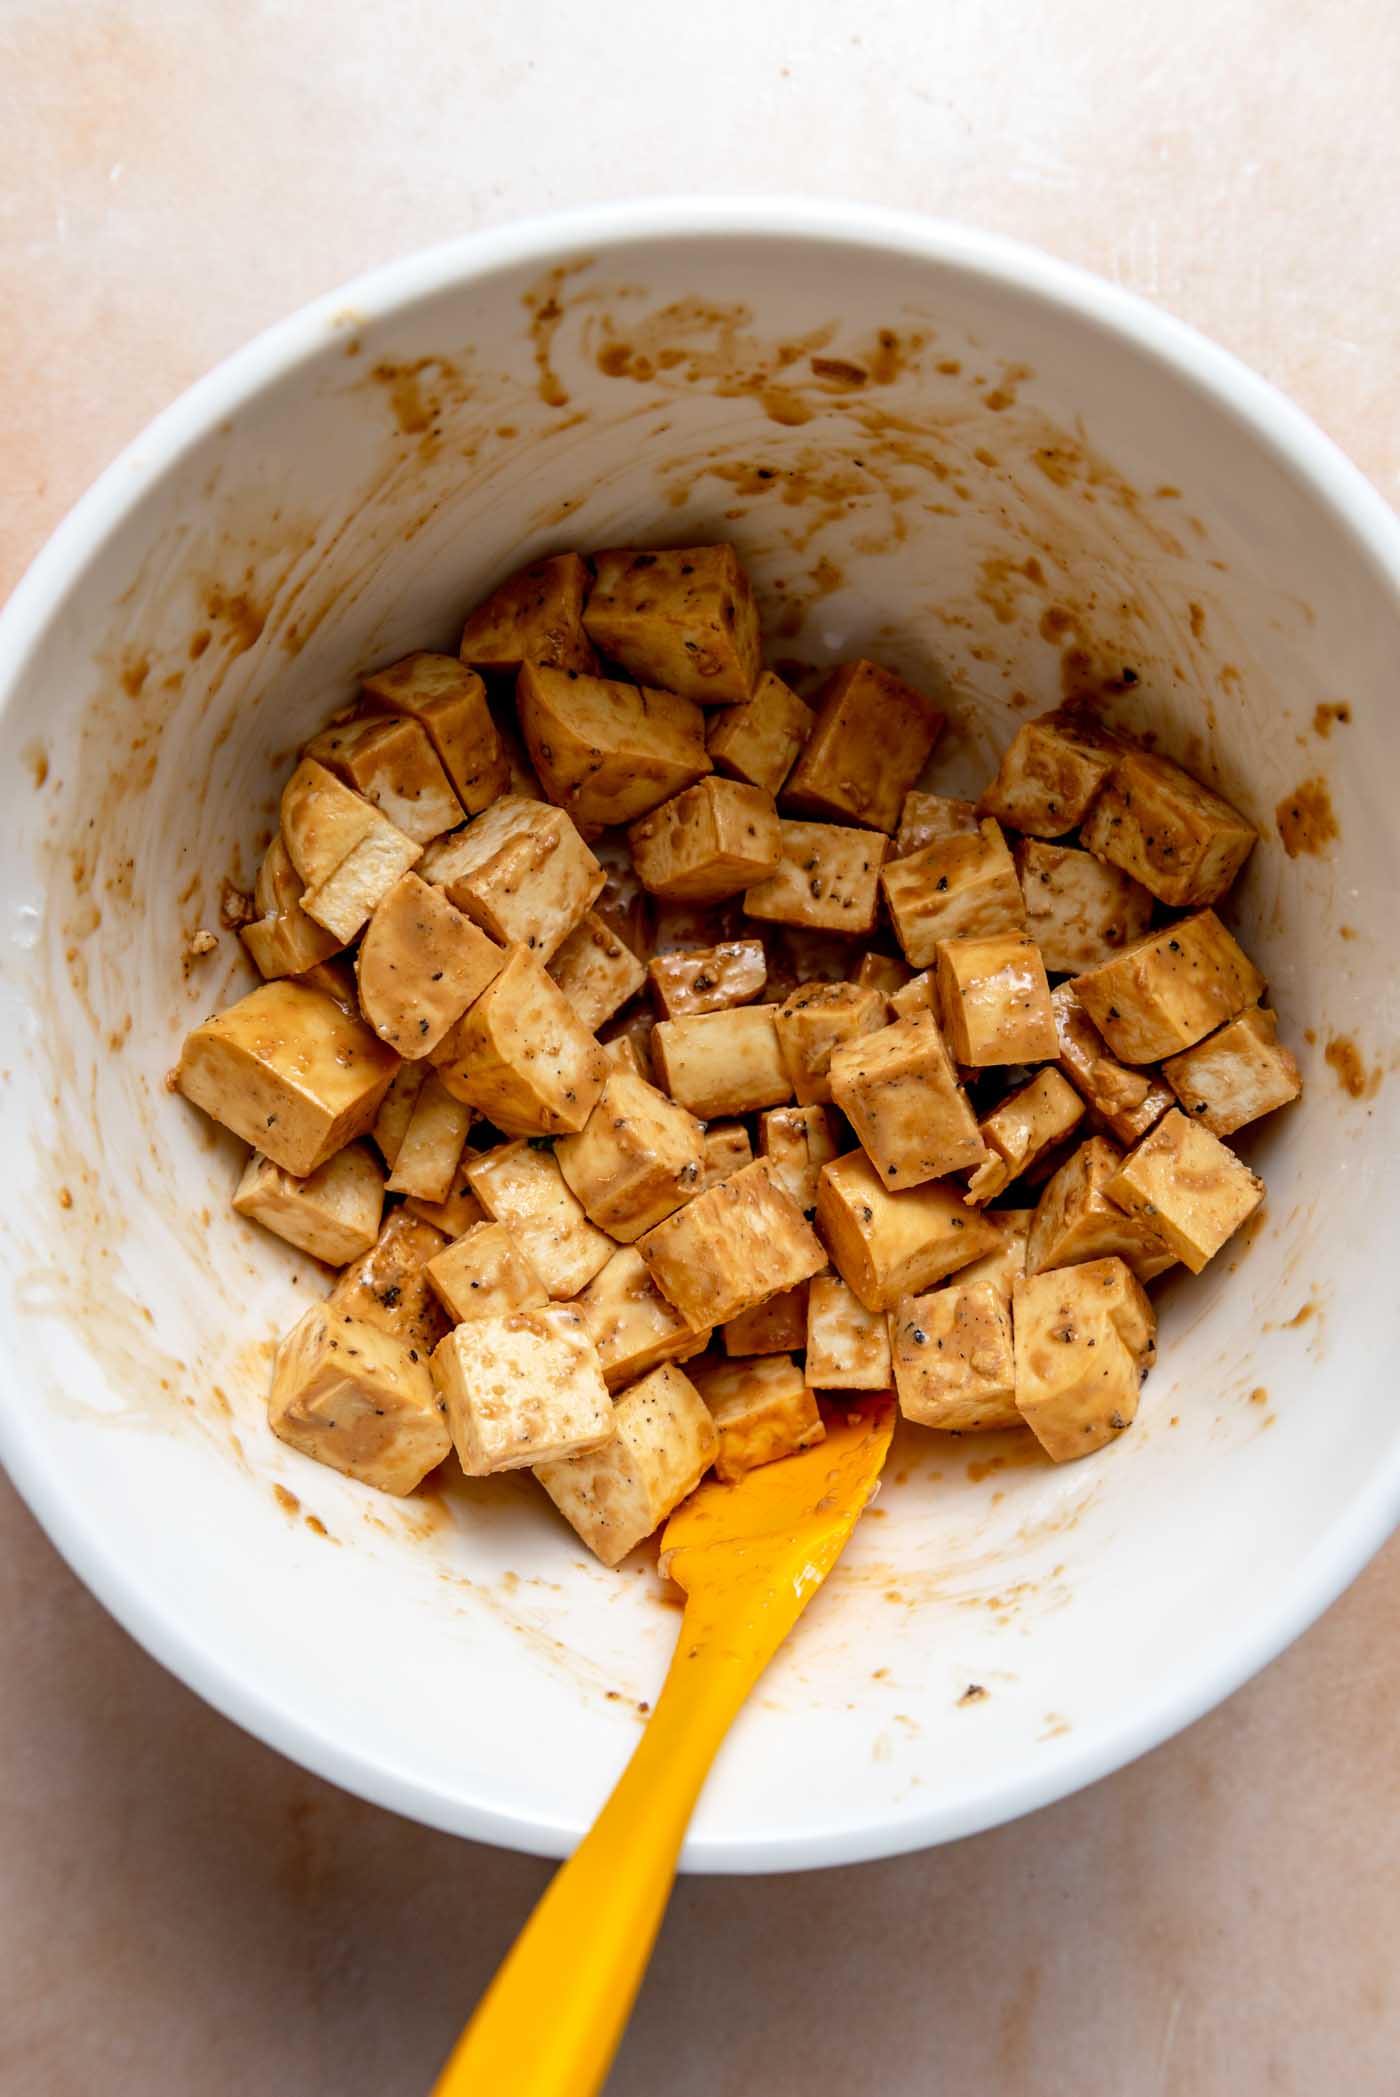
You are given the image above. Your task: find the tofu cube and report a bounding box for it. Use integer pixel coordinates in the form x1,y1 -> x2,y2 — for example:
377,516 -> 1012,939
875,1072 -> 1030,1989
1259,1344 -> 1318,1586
1105,1109 -> 1265,1273
234,1142 -> 384,1264
880,818 -> 1025,968
297,957 -> 359,1011
301,825 -> 425,947
517,662 -> 710,826
743,818 -> 888,935
1082,749 -> 1257,907
327,1209 -> 451,1355
814,1150 -> 1003,1312
706,668 -> 814,794
547,911 -> 646,1032
592,828 -> 653,957
384,1075 -> 472,1202
721,1282 -> 811,1357
949,1207 -> 1032,1301
435,946 -> 608,1136
535,1362 -> 719,1566
647,939 -> 767,1018
934,935 -> 1058,1066
401,1155 -> 488,1237
758,1103 -> 843,1215
419,795 -> 604,962
805,1274 -> 893,1389
177,980 -> 398,1177
1015,839 -> 1154,974
458,551 -> 597,674
1013,1258 -> 1156,1462
599,1014 -> 654,1083
432,1304 -> 614,1475
1050,984 -> 1173,1146
773,981 -> 887,1105
1027,1135 -> 1176,1282
652,1004 -> 792,1118
576,1246 -> 711,1391
760,924 -> 858,1000
425,1220 -> 548,1323
1072,910 -> 1265,1064
465,1140 -> 615,1297
241,834 -> 341,980
555,1069 -> 705,1241
690,1355 -> 823,1482
362,652 -> 508,814
280,758 -> 422,943
784,659 -> 945,833
305,713 -> 464,845
270,1302 -> 449,1495
638,1160 -> 826,1329
891,1281 -> 1019,1432
888,969 -> 936,1022
830,1012 -> 987,1189
966,1069 -> 1085,1205
694,1122 -> 754,1193
583,545 -> 762,705
629,777 -> 781,902
980,708 -> 1127,838
1161,1006 -> 1302,1135
854,951 -> 913,1000
357,872 -> 506,1058
893,791 -> 980,858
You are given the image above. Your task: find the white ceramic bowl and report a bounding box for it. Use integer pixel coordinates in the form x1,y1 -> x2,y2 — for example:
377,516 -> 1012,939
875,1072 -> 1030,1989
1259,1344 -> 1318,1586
3,200 -> 1399,1873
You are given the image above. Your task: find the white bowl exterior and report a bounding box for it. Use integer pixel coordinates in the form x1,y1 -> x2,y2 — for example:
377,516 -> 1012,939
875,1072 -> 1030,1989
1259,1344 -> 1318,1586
3,202 -> 1399,1871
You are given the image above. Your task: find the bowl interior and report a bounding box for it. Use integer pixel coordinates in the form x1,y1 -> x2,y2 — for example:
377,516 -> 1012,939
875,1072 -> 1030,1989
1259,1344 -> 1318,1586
3,214 -> 1399,1869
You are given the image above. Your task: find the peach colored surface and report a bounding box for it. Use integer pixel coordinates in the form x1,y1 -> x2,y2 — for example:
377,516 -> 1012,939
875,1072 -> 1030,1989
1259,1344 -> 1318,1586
3,4 -> 1398,2092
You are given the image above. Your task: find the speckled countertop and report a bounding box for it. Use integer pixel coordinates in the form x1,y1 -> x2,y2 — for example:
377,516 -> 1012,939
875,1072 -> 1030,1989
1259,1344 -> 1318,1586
3,4 -> 1399,2092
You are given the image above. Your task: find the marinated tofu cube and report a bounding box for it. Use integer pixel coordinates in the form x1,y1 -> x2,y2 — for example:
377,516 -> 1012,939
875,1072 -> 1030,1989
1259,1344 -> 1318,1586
234,1142 -> 384,1265
401,1155 -> 488,1237
435,946 -> 608,1136
576,1246 -> 711,1391
652,1004 -> 792,1118
384,1075 -> 472,1202
305,713 -> 464,844
760,924 -> 858,1001
547,911 -> 646,1031
280,758 -> 422,943
815,1150 -> 1003,1312
966,1069 -> 1085,1205
374,1074 -> 428,1184
1027,1135 -> 1176,1282
935,935 -> 1058,1066
583,545 -> 762,705
690,1355 -> 823,1482
1161,1006 -> 1302,1136
592,828 -> 653,956
706,668 -> 814,794
327,1209 -> 451,1354
951,1208 -> 1032,1301
465,1140 -> 615,1297
433,1304 -> 614,1475
297,957 -> 359,1011
722,1282 -> 811,1357
302,824 -> 425,946
893,791 -> 980,858
694,1122 -> 754,1193
1104,1110 -> 1264,1274
425,1220 -> 549,1323
1082,749 -> 1257,907
270,1302 -> 449,1495
357,872 -> 506,1059
598,1014 -> 654,1082
888,969 -> 937,1022
891,1281 -> 1019,1432
1050,984 -> 1173,1145
458,551 -> 597,674
758,1103 -> 843,1215
555,1070 -> 704,1241
1072,910 -> 1265,1064
805,1274 -> 893,1389
830,1012 -> 987,1189
362,652 -> 508,814
629,777 -> 781,902
880,818 -> 1025,968
535,1362 -> 719,1566
773,980 -> 887,1105
177,980 -> 398,1177
419,795 -> 604,961
980,708 -> 1128,838
854,951 -> 913,1000
784,659 -> 945,833
638,1160 -> 825,1328
241,833 -> 341,980
648,939 -> 767,1018
517,662 -> 710,826
1015,839 -> 1154,975
744,818 -> 888,935
1013,1258 -> 1155,1462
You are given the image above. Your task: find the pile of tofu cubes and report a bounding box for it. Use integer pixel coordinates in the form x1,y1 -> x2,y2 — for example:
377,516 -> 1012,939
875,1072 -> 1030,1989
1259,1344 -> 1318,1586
176,543 -> 1300,1567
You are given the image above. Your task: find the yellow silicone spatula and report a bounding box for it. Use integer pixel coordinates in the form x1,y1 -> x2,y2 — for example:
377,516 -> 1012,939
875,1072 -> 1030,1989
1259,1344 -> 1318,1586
430,1394 -> 895,2097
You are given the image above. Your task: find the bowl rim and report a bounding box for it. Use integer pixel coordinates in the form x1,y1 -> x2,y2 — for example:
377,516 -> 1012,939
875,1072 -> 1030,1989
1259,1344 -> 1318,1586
4,195 -> 1400,1874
